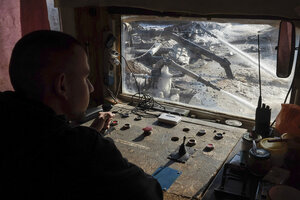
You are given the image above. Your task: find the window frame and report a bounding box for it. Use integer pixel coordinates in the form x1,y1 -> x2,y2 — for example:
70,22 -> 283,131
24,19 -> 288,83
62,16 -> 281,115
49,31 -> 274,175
112,14 -> 299,130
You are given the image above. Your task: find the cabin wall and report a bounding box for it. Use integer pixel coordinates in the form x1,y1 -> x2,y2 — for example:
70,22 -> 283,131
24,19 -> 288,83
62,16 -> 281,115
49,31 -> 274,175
0,0 -> 50,92
74,7 -> 108,106
0,0 -> 21,91
59,6 -> 120,106
20,0 -> 50,36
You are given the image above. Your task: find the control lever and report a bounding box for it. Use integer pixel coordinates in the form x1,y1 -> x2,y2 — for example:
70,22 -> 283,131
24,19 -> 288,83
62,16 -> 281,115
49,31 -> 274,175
78,103 -> 112,125
75,107 -> 103,125
179,136 -> 188,156
70,104 -> 114,135
168,136 -> 195,163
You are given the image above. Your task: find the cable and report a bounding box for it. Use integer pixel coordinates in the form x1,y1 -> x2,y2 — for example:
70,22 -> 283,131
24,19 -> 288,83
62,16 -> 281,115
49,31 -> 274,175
120,54 -> 141,94
283,79 -> 294,104
105,86 -> 118,104
130,92 -> 165,110
270,74 -> 295,127
130,92 -> 165,118
120,54 -> 166,116
115,70 -> 122,97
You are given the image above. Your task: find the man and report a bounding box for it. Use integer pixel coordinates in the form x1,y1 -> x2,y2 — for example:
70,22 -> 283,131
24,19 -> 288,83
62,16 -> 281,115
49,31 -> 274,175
0,30 -> 163,200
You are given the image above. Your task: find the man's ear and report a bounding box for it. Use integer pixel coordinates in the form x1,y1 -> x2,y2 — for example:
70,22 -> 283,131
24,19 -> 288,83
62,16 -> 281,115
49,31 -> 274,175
54,73 -> 68,100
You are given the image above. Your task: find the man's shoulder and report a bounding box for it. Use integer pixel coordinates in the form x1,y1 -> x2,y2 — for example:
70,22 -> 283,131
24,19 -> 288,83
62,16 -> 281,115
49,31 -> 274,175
0,91 -> 15,105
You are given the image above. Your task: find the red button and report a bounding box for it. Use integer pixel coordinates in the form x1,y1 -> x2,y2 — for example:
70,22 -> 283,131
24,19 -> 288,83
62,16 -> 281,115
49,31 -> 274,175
206,143 -> 214,150
111,120 -> 118,126
142,126 -> 153,132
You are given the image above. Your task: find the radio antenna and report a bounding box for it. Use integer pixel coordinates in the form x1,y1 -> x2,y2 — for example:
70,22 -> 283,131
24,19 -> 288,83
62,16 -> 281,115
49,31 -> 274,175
257,33 -> 262,108
254,32 -> 271,138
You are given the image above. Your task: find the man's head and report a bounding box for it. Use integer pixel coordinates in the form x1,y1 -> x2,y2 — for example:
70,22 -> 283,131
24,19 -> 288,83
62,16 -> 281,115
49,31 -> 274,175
9,30 -> 94,121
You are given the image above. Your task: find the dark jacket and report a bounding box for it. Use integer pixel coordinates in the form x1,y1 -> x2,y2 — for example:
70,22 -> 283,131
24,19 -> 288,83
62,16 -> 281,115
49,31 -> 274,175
0,91 -> 163,200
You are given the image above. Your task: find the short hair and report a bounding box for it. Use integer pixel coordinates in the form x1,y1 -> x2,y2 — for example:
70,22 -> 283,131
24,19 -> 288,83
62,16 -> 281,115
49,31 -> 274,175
9,30 -> 84,99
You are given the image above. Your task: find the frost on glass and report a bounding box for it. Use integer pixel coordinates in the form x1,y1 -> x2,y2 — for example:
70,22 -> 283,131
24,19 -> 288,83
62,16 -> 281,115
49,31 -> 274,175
121,17 -> 294,120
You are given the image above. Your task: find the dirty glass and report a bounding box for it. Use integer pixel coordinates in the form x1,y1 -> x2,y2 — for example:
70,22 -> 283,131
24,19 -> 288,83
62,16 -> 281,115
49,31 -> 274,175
121,16 -> 296,120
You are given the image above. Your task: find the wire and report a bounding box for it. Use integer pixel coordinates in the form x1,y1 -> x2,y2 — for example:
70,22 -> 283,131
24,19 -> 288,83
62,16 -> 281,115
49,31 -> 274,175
120,54 -> 166,116
115,70 -> 122,97
283,80 -> 294,104
130,92 -> 165,118
105,86 -> 118,104
131,93 -> 154,109
120,54 -> 141,94
270,73 -> 295,127
104,33 -> 160,102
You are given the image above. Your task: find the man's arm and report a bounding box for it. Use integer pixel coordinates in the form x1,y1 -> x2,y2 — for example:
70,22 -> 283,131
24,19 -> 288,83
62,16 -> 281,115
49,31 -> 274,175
89,112 -> 114,131
90,132 -> 163,200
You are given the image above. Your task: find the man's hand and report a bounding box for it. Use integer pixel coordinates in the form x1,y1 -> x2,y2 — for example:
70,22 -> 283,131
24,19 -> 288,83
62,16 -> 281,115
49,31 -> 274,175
90,112 -> 115,132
